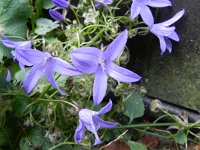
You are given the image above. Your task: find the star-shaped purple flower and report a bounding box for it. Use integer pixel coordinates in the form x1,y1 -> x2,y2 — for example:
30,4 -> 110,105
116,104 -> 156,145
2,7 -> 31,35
19,49 -> 80,95
1,35 -> 33,68
70,30 -> 141,105
150,10 -> 185,55
130,0 -> 172,26
74,99 -> 117,145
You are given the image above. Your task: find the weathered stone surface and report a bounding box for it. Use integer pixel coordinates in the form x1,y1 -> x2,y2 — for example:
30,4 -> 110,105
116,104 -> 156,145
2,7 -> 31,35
128,0 -> 200,111
143,0 -> 200,111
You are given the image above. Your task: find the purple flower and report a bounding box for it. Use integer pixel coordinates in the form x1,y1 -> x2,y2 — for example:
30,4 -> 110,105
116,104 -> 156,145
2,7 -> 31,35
20,49 -> 80,95
70,30 -> 141,105
6,69 -> 11,82
52,0 -> 69,8
49,9 -> 64,21
1,35 -> 33,68
131,0 -> 172,26
74,99 -> 117,145
150,10 -> 185,55
94,0 -> 113,7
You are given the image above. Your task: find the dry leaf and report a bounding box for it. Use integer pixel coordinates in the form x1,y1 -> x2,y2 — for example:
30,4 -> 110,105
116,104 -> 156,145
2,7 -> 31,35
138,135 -> 160,149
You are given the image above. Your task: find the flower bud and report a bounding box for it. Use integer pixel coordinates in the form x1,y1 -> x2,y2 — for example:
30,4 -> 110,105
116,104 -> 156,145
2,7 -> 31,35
52,0 -> 69,8
49,9 -> 64,21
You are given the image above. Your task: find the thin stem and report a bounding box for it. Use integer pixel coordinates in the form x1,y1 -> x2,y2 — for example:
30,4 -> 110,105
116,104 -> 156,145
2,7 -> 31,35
37,99 -> 79,110
49,142 -> 89,150
112,122 -> 200,129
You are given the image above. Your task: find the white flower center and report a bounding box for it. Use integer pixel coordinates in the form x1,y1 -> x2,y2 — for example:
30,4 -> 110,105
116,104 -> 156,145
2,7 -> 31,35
98,57 -> 106,71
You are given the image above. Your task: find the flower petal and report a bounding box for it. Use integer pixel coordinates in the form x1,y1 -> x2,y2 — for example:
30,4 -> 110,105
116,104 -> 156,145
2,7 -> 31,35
93,67 -> 108,105
52,0 -> 69,8
93,116 -> 118,128
23,65 -> 43,94
84,122 -> 102,145
50,57 -> 81,76
6,69 -> 11,82
151,24 -> 175,36
165,37 -> 172,53
104,30 -> 128,61
70,47 -> 101,74
98,99 -> 112,114
17,49 -> 49,65
144,0 -> 172,7
157,35 -> 167,55
95,0 -> 113,7
44,61 -> 66,95
140,5 -> 154,26
130,1 -> 141,20
107,63 -> 141,83
159,9 -> 185,26
78,108 -> 102,145
13,50 -> 33,67
74,120 -> 85,144
1,34 -> 32,49
167,31 -> 180,42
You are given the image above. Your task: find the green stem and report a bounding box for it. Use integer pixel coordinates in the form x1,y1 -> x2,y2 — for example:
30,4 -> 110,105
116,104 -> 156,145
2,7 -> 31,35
37,99 -> 79,110
38,75 -> 61,98
3,128 -> 13,150
112,122 -> 200,129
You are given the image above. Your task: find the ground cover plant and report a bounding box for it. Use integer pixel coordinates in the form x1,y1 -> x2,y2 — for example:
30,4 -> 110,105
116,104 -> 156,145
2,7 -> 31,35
0,0 -> 200,149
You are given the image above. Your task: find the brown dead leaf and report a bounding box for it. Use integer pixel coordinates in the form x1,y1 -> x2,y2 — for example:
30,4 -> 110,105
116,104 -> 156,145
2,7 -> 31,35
100,130 -> 130,150
100,140 -> 130,150
194,143 -> 200,150
138,135 -> 160,149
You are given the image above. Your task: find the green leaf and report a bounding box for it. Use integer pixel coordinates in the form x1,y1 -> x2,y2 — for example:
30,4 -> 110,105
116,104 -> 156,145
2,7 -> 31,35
19,138 -> 30,150
0,0 -> 32,61
11,95 -> 31,117
35,18 -> 59,35
43,0 -> 54,9
123,93 -> 145,123
128,141 -> 147,150
0,129 -> 8,147
14,69 -> 26,83
175,129 -> 187,144
20,127 -> 52,150
0,75 -> 9,90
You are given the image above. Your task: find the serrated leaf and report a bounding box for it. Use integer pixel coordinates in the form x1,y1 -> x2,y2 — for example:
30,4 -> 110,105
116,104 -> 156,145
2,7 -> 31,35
35,18 -> 59,35
175,129 -> 187,144
0,0 -> 32,61
128,141 -> 147,150
123,93 -> 145,123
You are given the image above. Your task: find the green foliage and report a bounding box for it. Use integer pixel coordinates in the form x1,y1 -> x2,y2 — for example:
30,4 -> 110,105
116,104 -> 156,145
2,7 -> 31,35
175,129 -> 187,144
43,0 -> 54,9
35,18 -> 59,35
19,127 -> 52,150
122,93 -> 145,123
0,129 -> 8,147
0,75 -> 9,89
11,95 -> 31,117
0,0 -> 198,149
0,0 -> 32,61
128,141 -> 147,150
